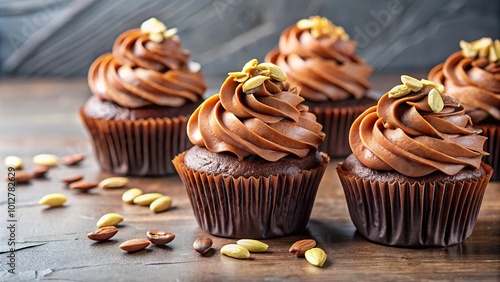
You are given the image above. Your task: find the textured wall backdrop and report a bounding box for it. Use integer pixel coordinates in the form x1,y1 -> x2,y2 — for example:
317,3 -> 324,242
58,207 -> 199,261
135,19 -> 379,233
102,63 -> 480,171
0,0 -> 499,77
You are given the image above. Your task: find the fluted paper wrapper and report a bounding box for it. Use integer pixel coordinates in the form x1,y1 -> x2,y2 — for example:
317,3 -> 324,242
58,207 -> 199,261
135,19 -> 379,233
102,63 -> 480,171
476,124 -> 499,180
173,151 -> 329,239
313,103 -> 373,158
80,109 -> 191,176
337,163 -> 493,247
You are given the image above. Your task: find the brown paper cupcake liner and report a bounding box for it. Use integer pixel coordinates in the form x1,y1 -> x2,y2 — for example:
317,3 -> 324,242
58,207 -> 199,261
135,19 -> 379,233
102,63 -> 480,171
336,163 -> 493,247
173,151 -> 330,239
80,109 -> 192,176
476,123 -> 499,180
312,103 -> 373,158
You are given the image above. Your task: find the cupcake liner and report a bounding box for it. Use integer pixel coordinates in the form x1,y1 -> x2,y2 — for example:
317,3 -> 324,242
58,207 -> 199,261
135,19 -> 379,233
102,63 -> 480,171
80,109 -> 192,176
476,123 -> 499,181
173,151 -> 330,239
336,163 -> 493,247
312,103 -> 373,158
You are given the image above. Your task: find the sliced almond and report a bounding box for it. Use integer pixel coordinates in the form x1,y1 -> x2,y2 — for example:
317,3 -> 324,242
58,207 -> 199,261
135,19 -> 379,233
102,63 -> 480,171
401,75 -> 423,92
242,75 -> 270,92
39,193 -> 66,207
4,156 -> 23,169
98,177 -> 129,189
387,84 -> 411,98
32,154 -> 58,167
428,88 -> 444,113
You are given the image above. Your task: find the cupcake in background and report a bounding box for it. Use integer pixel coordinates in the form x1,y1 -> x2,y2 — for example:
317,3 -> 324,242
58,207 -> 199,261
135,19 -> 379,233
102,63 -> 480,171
173,59 -> 329,239
266,16 -> 375,158
428,38 -> 499,180
337,75 -> 492,247
81,18 -> 206,176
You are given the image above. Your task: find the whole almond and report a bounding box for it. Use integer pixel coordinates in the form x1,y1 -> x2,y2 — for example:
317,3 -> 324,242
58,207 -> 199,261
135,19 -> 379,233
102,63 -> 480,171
60,153 -> 85,166
98,177 -> 129,189
32,154 -> 58,167
122,188 -> 143,204
289,239 -> 316,257
133,193 -> 163,206
87,226 -> 119,241
149,195 -> 172,213
38,193 -> 67,207
4,156 -> 23,169
237,239 -> 268,252
96,213 -> 123,227
193,237 -> 213,254
61,174 -> 84,185
32,166 -> 49,178
119,238 -> 150,252
146,230 -> 175,245
69,181 -> 98,192
6,171 -> 31,184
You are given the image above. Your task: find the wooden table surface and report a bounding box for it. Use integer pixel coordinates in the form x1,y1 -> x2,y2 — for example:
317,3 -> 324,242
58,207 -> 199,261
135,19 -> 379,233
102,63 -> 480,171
0,75 -> 499,281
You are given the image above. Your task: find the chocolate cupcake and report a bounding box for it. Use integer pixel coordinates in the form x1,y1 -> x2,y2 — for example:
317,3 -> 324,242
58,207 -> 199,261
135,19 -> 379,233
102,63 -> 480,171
428,38 -> 500,180
173,59 -> 329,239
81,18 -> 206,176
266,16 -> 375,158
337,75 -> 493,247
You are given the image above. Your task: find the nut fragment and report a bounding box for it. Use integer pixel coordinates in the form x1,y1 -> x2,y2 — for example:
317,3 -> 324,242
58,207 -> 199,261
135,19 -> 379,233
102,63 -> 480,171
146,230 -> 175,245
69,181 -> 99,192
87,226 -> 119,241
305,247 -> 327,267
193,237 -> 213,254
401,75 -> 423,92
96,213 -> 123,227
61,174 -> 84,185
460,40 -> 478,58
387,84 -> 411,99
289,239 -> 316,257
98,177 -> 129,189
4,156 -> 23,169
149,195 -> 172,213
38,193 -> 67,207
256,63 -> 287,81
32,166 -> 49,178
420,79 -> 445,93
428,88 -> 444,113
236,239 -> 268,252
163,27 -> 178,39
133,193 -> 163,206
60,154 -> 85,166
122,188 -> 143,204
242,75 -> 270,92
32,154 -> 58,167
220,244 -> 250,259
6,171 -> 31,184
119,238 -> 151,252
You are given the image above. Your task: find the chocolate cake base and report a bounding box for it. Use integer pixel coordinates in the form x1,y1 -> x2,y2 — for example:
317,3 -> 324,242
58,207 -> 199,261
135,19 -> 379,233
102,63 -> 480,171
173,149 -> 330,238
337,154 -> 493,247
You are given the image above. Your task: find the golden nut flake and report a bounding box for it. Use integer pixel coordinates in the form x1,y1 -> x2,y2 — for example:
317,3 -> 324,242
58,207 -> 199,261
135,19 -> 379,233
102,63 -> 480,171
460,37 -> 499,62
428,88 -> 445,113
140,17 -> 177,43
296,16 -> 349,40
388,75 -> 445,100
228,59 -> 287,92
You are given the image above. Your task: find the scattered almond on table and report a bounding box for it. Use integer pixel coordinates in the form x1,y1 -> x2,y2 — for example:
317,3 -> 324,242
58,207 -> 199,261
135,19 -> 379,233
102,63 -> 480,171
193,237 -> 213,254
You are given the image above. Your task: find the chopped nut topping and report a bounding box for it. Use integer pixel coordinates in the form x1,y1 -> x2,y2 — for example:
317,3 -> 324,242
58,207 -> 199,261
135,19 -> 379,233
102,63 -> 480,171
228,59 -> 287,91
140,17 -> 177,43
296,16 -> 349,40
460,37 -> 499,62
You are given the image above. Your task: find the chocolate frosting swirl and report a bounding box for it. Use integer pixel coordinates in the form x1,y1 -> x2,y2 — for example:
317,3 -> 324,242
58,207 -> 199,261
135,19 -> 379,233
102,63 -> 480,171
428,51 -> 500,123
350,85 -> 488,177
188,76 -> 325,161
88,29 -> 206,108
266,24 -> 372,102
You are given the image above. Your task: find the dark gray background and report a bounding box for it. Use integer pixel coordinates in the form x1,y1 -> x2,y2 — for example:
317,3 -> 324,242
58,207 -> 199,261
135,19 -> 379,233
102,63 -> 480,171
0,0 -> 499,77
